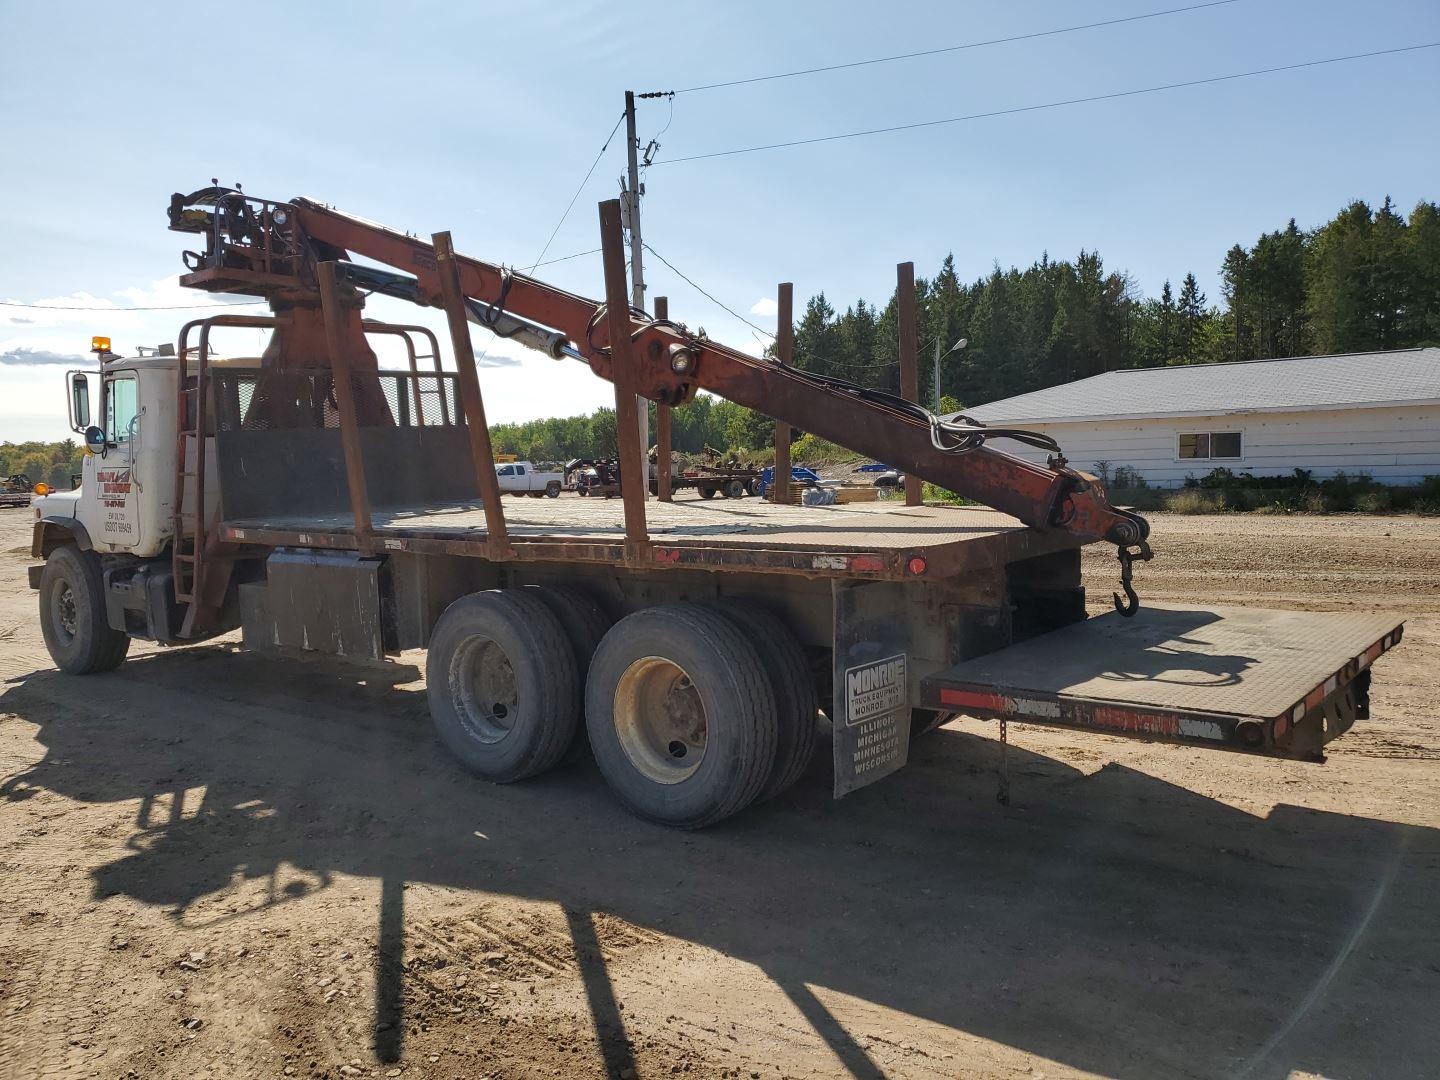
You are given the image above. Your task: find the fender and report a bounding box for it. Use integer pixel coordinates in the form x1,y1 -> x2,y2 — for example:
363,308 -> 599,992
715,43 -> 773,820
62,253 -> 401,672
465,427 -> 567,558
31,516 -> 94,561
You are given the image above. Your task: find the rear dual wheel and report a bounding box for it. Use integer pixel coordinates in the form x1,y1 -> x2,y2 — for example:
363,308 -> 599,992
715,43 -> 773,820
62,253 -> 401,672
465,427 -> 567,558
428,589 -> 819,828
585,602 -> 817,828
586,605 -> 776,828
426,590 -> 580,782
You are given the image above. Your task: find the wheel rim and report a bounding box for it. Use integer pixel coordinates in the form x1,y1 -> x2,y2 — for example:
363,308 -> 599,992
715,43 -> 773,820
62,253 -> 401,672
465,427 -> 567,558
613,656 -> 707,784
52,581 -> 78,646
450,636 -> 519,744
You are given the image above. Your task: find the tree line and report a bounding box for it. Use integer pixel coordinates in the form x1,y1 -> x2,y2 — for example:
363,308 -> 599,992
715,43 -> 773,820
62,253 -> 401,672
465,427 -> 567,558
1,440 -> 83,490
487,195 -> 1438,462
797,195 -> 1439,408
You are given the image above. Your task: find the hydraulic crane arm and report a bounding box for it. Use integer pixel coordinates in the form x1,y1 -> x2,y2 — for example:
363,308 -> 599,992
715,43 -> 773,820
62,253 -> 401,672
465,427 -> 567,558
168,186 -> 1150,580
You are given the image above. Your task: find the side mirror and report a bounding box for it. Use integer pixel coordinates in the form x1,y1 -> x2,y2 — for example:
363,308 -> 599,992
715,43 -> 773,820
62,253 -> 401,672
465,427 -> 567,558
70,372 -> 91,431
84,425 -> 106,455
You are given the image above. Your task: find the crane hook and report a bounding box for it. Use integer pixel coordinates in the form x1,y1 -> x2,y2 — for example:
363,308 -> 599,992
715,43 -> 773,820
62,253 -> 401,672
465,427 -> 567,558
1112,540 -> 1153,618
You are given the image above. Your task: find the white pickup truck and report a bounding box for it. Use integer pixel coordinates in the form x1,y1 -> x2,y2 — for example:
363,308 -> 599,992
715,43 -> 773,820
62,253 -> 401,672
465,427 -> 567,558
496,461 -> 562,498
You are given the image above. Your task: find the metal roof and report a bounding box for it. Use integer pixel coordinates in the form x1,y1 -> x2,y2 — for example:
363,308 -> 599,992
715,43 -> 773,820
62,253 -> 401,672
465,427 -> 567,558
959,348 -> 1440,425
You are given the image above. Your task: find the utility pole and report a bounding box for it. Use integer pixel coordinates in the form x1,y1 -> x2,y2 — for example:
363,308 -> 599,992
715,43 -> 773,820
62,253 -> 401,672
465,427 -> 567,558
622,90 -> 649,497
622,91 -> 646,312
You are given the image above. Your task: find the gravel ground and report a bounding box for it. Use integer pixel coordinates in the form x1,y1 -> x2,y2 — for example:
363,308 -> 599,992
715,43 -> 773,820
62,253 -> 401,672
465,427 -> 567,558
1,509 -> 1437,1080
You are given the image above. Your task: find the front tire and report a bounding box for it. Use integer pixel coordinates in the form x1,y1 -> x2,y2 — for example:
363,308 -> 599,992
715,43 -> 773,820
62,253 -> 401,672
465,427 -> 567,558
586,604 -> 778,828
38,546 -> 129,674
426,590 -> 580,782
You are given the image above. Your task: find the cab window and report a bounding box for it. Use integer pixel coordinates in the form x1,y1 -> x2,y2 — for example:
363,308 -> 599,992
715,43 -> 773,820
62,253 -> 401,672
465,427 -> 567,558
497,465 -> 515,477
106,376 -> 138,443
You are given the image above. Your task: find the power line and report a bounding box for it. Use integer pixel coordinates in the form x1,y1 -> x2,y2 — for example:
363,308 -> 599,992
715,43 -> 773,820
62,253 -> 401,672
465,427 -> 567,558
532,247 -> 602,268
659,0 -> 1242,95
641,241 -> 776,338
656,42 -> 1440,165
525,112 -> 626,274
639,243 -> 906,375
1,299 -> 265,311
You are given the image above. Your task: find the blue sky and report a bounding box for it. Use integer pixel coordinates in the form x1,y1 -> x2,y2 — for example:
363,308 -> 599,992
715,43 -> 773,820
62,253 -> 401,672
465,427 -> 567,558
3,0 -> 1438,441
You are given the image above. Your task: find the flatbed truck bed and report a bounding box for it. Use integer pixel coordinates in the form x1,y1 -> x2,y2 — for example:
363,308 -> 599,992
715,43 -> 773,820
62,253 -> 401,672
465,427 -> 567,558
219,497 -> 1082,581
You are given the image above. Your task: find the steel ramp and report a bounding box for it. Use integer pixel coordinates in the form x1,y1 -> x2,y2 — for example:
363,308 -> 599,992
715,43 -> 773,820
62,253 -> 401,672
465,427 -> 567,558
921,605 -> 1404,760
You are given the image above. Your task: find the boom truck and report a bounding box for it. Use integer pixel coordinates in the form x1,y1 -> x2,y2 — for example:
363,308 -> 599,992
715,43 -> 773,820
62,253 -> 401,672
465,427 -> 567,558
27,184 -> 1404,828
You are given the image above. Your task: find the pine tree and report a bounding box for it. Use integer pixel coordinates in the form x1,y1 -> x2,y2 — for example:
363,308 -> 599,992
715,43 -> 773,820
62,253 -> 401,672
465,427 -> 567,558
1175,273 -> 1207,363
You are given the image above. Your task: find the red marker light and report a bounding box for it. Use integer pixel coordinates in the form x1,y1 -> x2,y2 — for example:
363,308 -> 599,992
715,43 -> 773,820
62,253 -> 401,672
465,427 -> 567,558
907,556 -> 928,576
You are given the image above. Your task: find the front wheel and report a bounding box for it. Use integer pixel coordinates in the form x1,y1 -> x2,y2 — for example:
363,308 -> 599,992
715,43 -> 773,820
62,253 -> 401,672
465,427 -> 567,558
38,545 -> 129,674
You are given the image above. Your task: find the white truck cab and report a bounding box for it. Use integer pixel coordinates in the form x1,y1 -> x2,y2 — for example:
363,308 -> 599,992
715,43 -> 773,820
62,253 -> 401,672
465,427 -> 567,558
30,343 -> 256,671
34,348 -> 258,559
33,353 -> 180,558
495,461 -> 563,498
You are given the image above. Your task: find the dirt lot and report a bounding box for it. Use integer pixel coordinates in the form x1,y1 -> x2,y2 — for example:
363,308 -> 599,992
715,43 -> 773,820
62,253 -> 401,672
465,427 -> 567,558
1,510 -> 1438,1080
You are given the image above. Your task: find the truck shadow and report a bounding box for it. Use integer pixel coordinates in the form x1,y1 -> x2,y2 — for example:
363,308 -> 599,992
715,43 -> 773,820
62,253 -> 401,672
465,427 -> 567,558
2,646 -> 1436,1080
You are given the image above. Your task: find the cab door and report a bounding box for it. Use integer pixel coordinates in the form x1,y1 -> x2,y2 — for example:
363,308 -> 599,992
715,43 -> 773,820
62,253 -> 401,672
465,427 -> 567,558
87,371 -> 143,551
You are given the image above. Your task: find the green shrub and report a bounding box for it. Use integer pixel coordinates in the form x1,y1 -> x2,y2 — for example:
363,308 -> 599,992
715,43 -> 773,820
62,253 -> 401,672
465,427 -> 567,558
1355,490 -> 1392,513
922,482 -> 975,505
1414,497 -> 1440,516
1166,489 -> 1228,513
1302,489 -> 1328,513
790,433 -> 863,464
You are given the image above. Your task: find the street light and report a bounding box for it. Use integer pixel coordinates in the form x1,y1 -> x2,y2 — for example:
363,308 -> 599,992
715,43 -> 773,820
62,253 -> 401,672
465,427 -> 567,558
933,336 -> 967,412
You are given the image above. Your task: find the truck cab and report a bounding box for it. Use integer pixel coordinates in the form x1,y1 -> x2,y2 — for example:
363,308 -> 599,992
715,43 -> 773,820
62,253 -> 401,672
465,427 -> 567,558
34,353 -> 180,559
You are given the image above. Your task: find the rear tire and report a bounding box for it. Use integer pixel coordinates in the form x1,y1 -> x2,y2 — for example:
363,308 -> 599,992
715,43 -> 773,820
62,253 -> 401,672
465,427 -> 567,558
722,479 -> 745,499
586,604 -> 778,828
426,590 -> 580,782
38,545 -> 129,675
545,481 -> 561,498
526,584 -> 614,762
699,485 -> 716,499
706,601 -> 818,800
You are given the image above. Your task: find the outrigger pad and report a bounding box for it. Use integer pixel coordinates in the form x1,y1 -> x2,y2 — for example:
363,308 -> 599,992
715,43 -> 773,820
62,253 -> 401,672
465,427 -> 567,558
921,604 -> 1403,760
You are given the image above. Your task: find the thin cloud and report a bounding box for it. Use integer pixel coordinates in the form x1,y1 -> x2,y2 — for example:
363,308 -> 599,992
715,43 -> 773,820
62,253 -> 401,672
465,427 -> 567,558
749,297 -> 778,317
1,346 -> 84,366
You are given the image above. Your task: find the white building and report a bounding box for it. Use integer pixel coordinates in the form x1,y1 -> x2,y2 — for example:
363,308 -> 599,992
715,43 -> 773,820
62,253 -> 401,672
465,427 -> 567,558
961,348 -> 1440,489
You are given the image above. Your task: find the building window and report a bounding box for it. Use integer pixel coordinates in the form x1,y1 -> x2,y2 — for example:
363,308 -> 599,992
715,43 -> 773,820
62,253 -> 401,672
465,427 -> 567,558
1178,431 -> 1242,460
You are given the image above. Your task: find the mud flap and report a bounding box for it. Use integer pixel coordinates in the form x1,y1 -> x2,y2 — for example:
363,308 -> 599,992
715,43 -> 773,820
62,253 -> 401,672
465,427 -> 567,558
832,580 -> 913,797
